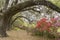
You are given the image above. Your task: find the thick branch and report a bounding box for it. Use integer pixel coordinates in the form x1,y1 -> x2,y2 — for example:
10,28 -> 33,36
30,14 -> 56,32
3,1 -> 35,16
3,0 -> 60,17
21,7 -> 40,13
37,0 -> 60,13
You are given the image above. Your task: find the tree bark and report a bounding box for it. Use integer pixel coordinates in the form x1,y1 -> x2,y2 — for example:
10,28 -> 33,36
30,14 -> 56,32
0,14 -> 12,37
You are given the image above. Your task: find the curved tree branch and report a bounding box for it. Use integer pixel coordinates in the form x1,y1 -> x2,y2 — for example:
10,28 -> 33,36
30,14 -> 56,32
3,0 -> 60,17
11,16 -> 31,25
21,7 -> 41,13
37,0 -> 60,13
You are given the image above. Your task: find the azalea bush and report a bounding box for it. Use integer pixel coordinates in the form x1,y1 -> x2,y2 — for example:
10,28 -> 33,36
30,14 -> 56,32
35,17 -> 60,38
36,18 -> 52,32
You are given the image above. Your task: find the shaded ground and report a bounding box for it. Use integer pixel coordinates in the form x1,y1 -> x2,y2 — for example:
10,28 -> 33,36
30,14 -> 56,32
0,30 -> 54,40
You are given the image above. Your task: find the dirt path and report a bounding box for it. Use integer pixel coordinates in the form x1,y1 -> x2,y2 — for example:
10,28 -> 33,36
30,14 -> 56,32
0,30 -> 53,40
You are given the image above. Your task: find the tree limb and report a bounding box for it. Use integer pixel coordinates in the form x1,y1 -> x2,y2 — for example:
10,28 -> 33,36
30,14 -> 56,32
3,0 -> 60,17
11,16 -> 31,25
21,7 -> 40,13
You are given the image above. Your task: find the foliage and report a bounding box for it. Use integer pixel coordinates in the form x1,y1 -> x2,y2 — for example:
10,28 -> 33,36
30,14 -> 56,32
35,17 -> 60,38
49,0 -> 60,8
36,18 -> 52,32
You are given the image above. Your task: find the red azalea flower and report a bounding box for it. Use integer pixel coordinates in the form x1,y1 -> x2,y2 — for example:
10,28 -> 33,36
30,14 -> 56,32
41,26 -> 47,31
47,22 -> 52,27
40,18 -> 47,22
36,21 -> 41,28
36,18 -> 52,32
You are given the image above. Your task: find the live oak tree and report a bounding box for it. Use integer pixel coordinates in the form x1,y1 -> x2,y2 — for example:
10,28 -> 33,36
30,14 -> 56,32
0,0 -> 60,37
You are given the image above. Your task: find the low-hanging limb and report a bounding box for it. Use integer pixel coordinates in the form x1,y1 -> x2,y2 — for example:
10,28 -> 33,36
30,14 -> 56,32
11,16 -> 31,26
11,16 -> 33,31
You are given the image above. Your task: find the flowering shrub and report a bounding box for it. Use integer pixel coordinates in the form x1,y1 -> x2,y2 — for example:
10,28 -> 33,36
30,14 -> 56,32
54,22 -> 60,27
36,17 -> 60,32
36,18 -> 52,32
34,17 -> 60,39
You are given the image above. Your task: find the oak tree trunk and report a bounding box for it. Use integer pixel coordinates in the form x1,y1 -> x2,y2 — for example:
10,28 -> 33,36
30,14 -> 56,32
0,14 -> 12,37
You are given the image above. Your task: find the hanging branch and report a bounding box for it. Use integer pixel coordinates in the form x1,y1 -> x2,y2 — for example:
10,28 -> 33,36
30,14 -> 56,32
11,16 -> 31,25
